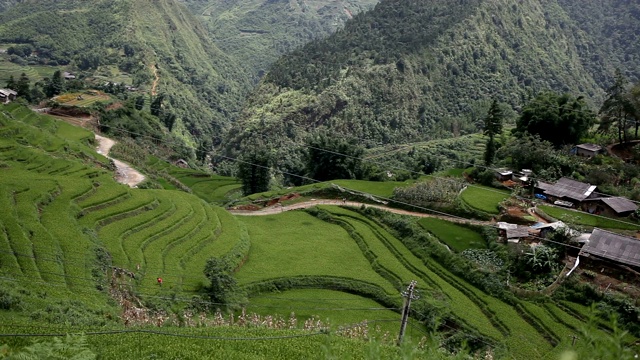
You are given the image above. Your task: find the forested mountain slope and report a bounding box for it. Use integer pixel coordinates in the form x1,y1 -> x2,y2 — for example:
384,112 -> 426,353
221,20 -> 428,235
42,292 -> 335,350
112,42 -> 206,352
180,0 -> 379,83
0,0 -> 250,146
226,0 -> 640,155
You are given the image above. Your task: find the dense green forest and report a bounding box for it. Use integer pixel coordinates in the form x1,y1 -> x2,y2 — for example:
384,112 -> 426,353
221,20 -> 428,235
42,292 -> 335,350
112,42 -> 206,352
180,0 -> 379,83
223,0 -> 640,176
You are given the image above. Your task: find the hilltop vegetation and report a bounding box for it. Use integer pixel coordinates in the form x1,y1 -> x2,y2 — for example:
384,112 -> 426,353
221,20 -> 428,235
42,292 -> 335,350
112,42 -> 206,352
0,0 -> 250,149
224,0 -> 640,167
182,0 -> 379,83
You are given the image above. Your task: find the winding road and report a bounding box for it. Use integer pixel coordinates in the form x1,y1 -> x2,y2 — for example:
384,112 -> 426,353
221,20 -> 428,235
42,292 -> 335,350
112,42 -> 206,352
95,134 -> 146,188
229,199 -> 491,226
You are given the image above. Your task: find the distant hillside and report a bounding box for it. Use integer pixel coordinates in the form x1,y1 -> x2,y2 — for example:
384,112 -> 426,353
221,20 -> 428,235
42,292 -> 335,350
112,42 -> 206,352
181,0 -> 379,83
0,0 -> 251,149
225,0 -> 640,161
0,0 -> 18,12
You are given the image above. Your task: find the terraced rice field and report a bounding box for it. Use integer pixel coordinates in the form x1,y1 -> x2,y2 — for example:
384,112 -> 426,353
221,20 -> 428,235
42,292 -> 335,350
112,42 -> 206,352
0,104 -> 615,359
0,104 -> 246,308
418,217 -> 486,252
460,185 -> 510,214
0,60 -> 54,84
236,206 -> 596,359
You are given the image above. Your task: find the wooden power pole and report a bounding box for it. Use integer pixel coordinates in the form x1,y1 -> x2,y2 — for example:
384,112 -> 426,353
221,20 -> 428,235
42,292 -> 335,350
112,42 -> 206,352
397,280 -> 419,345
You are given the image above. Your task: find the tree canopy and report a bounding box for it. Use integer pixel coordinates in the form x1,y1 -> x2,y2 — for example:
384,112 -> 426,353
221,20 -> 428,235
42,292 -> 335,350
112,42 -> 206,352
514,92 -> 595,148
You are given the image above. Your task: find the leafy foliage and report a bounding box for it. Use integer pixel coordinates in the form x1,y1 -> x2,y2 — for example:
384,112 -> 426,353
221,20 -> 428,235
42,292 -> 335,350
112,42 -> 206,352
227,0 -> 640,160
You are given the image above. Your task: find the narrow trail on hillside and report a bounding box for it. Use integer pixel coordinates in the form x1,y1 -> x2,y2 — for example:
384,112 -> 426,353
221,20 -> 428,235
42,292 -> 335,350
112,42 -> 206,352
229,199 -> 492,226
150,64 -> 159,96
95,134 -> 146,188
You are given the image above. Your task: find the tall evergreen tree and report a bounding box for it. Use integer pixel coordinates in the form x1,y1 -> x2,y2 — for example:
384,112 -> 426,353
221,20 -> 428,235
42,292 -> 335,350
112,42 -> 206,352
5,75 -> 16,90
16,73 -> 30,102
599,69 -> 634,143
44,70 -> 64,98
237,141 -> 272,195
305,132 -> 364,181
483,99 -> 503,166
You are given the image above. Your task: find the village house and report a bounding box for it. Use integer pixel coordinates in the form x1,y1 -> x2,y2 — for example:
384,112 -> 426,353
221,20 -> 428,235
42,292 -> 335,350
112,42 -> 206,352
0,88 -> 17,103
572,143 -> 603,158
580,228 -> 640,271
542,177 -> 597,207
497,222 -> 530,243
581,197 -> 638,217
63,71 -> 76,80
495,169 -> 512,182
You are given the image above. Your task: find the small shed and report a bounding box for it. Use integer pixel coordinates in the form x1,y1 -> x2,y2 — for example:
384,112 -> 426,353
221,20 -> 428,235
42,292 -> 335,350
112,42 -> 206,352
498,222 -> 530,243
63,72 -> 76,80
0,88 -> 17,103
495,169 -> 513,182
174,159 -> 189,169
573,143 -> 603,157
580,228 -> 640,269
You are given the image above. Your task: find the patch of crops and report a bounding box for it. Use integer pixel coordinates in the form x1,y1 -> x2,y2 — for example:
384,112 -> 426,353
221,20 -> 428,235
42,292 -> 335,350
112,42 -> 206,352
316,207 -> 503,339
236,211 -> 396,293
460,185 -> 510,214
249,289 -> 410,337
418,218 -> 486,252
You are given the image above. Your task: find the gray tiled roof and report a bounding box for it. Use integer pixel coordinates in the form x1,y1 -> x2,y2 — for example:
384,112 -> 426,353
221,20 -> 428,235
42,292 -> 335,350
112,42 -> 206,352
601,197 -> 638,214
576,143 -> 602,152
544,177 -> 596,202
582,228 -> 640,267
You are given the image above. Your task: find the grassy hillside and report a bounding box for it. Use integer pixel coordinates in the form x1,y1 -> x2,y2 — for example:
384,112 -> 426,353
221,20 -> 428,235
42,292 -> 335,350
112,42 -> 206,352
225,0 -> 640,161
183,0 -> 379,83
0,0 -> 250,148
0,104 -> 246,324
1,105 -> 635,359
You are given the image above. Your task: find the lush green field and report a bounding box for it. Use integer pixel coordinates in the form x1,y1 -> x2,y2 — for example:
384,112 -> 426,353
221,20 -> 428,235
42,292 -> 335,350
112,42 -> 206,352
237,211 -> 397,293
418,218 -> 486,252
460,185 -> 510,214
0,323 -> 411,360
249,289 -> 408,336
0,58 -> 55,84
146,157 -> 242,204
539,205 -> 640,230
0,104 -> 631,360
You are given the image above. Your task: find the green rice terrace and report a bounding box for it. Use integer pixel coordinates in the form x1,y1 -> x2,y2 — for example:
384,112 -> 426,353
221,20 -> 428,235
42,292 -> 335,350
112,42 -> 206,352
0,104 -> 637,359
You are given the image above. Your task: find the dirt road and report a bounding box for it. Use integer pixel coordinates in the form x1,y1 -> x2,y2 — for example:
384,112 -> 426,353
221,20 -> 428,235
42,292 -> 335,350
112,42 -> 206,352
229,199 -> 490,226
95,134 -> 146,188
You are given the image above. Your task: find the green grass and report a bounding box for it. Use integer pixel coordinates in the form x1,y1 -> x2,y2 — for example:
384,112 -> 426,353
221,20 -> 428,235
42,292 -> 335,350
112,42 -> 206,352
330,179 -> 417,198
538,205 -> 640,230
237,211 -> 397,293
315,207 -> 503,339
460,185 -> 509,214
418,218 -> 486,252
249,289 -> 416,338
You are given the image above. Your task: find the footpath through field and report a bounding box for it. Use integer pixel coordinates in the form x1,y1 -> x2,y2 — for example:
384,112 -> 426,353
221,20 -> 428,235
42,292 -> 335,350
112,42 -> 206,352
229,199 -> 491,226
95,134 -> 146,187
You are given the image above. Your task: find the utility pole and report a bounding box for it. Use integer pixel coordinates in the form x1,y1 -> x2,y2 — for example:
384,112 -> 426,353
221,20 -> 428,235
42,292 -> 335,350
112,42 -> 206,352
397,280 -> 419,346
570,334 -> 578,347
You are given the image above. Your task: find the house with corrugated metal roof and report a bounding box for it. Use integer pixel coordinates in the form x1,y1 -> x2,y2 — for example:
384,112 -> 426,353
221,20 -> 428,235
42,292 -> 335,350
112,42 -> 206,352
580,228 -> 640,270
572,143 -> 603,157
582,196 -> 638,217
543,177 -> 598,207
0,88 -> 17,103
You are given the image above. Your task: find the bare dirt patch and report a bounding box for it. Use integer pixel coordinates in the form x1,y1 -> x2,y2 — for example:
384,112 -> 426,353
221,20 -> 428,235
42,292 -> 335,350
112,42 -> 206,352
95,134 -> 146,188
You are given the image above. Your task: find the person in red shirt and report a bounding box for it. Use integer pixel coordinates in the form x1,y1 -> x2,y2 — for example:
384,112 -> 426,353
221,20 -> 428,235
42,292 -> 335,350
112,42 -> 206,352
157,277 -> 163,286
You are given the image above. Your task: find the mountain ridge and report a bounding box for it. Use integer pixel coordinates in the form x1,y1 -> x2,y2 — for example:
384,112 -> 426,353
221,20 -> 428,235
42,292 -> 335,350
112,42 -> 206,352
223,0 -> 640,166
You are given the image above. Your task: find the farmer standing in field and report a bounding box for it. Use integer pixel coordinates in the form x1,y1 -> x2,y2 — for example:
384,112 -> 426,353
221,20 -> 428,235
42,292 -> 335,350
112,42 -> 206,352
157,277 -> 163,286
